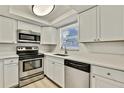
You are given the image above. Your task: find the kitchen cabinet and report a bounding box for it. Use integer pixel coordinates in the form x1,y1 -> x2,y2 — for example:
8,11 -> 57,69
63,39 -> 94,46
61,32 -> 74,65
44,56 -> 64,87
0,60 -> 3,88
91,74 -> 124,88
99,6 -> 123,41
79,7 -> 97,42
41,27 -> 57,44
18,21 -> 41,33
91,65 -> 124,88
79,6 -> 124,42
44,58 -> 54,80
4,58 -> 18,88
53,62 -> 64,87
0,16 -> 17,43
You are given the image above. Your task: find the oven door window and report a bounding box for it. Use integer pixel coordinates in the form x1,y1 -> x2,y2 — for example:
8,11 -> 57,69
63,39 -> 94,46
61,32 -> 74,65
23,59 -> 42,72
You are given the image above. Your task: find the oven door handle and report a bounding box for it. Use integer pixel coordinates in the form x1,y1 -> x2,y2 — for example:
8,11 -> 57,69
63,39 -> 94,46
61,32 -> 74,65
20,58 -> 43,61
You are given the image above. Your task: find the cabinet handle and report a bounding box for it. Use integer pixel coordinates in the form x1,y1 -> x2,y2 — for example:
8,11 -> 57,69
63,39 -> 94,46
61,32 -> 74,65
97,38 -> 100,41
52,62 -> 55,64
92,76 -> 95,78
107,73 -> 111,75
11,60 -> 14,62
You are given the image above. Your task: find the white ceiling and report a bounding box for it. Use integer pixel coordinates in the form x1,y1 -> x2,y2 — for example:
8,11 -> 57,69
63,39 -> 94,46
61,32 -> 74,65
70,5 -> 95,13
41,5 -> 73,22
6,5 -> 95,27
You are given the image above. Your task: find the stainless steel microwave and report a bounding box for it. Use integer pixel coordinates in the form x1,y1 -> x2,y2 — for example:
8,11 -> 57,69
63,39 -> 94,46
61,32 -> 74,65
17,29 -> 41,44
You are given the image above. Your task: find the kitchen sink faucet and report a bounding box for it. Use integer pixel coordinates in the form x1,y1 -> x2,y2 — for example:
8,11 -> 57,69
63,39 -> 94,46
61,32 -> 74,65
64,44 -> 68,54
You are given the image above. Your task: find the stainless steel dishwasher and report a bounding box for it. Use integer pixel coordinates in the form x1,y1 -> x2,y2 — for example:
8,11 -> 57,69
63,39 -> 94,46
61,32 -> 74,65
64,59 -> 90,88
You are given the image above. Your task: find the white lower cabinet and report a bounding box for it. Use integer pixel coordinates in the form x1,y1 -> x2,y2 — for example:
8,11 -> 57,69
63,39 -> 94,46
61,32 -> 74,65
0,60 -> 3,88
0,58 -> 19,88
45,59 -> 54,80
4,58 -> 19,88
91,65 -> 124,88
91,74 -> 124,88
53,62 -> 64,87
44,56 -> 64,87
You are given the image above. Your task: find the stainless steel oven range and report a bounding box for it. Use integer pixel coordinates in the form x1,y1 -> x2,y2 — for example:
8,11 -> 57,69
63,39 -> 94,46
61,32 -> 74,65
17,46 -> 44,87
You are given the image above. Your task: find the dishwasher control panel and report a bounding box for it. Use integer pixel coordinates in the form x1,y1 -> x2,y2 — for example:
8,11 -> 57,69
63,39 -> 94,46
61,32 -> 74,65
64,59 -> 90,73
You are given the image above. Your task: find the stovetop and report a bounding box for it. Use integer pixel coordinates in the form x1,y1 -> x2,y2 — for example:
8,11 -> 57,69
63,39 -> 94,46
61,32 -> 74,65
18,53 -> 44,60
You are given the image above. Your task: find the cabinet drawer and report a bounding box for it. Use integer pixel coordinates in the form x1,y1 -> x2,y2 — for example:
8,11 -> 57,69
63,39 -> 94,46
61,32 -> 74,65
46,56 -> 64,65
92,65 -> 124,83
4,58 -> 18,65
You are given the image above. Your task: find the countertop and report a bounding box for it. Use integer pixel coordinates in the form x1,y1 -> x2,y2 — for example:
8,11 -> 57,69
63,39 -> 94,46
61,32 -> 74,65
43,52 -> 124,71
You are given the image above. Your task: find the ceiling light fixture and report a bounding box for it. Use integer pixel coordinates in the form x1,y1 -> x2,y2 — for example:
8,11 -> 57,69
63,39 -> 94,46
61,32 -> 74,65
32,5 -> 55,16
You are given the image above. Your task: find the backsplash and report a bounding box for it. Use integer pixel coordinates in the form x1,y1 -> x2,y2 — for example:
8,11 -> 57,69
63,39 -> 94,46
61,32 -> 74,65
0,43 -> 52,54
0,43 -> 16,54
85,42 -> 124,55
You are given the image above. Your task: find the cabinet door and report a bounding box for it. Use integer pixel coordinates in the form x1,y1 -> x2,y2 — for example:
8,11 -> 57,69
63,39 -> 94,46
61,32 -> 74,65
100,6 -> 123,41
4,64 -> 18,88
0,61 -> 3,88
44,57 -> 48,75
0,16 -> 17,43
18,21 -> 41,33
91,74 -> 124,88
46,59 -> 54,80
53,62 -> 64,87
44,56 -> 64,87
41,27 -> 57,44
79,7 -> 97,42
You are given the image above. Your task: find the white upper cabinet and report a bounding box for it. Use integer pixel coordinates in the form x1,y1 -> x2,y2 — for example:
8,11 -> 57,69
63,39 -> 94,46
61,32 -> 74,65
18,21 -> 41,33
99,6 -> 124,41
79,6 -> 124,42
0,16 -> 17,43
79,7 -> 97,42
41,27 -> 57,44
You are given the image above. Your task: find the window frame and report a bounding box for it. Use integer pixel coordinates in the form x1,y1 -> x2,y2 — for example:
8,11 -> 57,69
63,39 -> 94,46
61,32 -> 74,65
60,22 -> 79,51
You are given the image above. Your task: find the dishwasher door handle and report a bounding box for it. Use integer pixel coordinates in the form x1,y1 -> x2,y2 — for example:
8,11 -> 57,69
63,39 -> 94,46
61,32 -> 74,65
69,62 -> 84,67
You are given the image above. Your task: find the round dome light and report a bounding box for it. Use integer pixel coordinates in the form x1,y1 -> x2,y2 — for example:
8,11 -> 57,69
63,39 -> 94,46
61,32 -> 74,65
32,5 -> 55,16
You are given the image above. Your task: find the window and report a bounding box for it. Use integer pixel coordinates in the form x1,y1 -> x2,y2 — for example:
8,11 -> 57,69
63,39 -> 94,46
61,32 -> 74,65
60,23 -> 79,50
